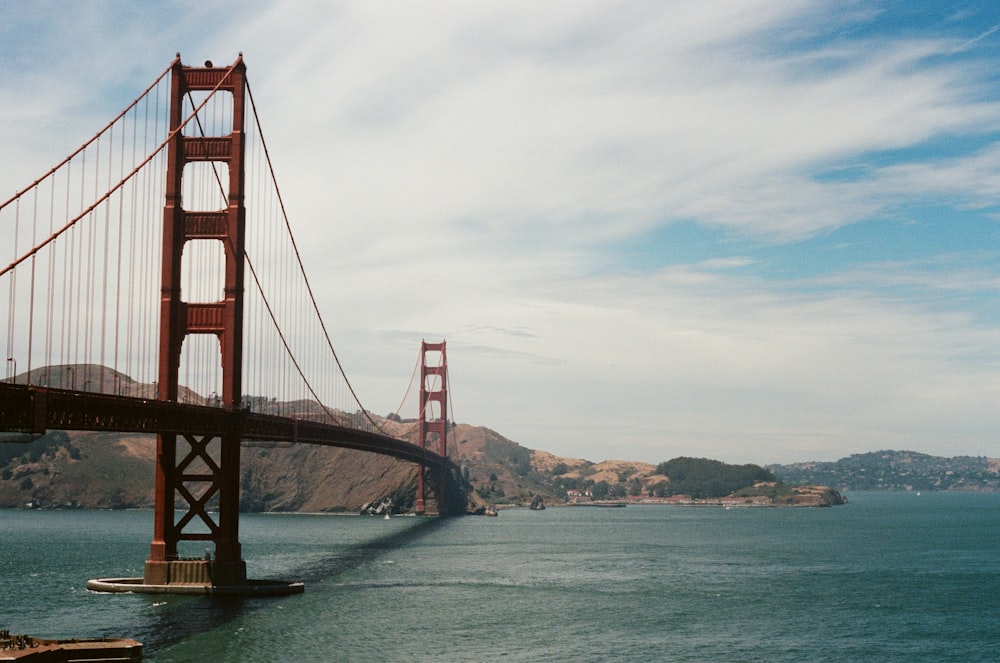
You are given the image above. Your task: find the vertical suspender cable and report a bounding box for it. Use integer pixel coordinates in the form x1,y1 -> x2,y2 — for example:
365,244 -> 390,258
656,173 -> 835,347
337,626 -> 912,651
0,58 -> 176,216
65,163 -> 74,374
114,108 -> 129,387
2,64 -> 176,390
75,150 -> 85,371
6,198 -> 18,380
125,95 -> 141,386
45,176 -> 56,384
98,118 -> 113,391
245,81 -> 386,432
63,166 -> 73,377
27,188 -> 37,382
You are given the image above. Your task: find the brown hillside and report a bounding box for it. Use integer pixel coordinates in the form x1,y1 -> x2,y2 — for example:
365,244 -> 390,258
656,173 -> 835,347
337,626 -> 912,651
0,364 -> 849,512
240,443 -> 419,512
0,423 -> 478,512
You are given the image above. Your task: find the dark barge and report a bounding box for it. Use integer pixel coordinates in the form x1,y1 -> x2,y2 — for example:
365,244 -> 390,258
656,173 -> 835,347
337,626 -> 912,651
0,631 -> 141,662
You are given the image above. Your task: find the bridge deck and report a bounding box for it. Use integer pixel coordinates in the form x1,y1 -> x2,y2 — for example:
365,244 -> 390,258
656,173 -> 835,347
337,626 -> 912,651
0,383 -> 451,470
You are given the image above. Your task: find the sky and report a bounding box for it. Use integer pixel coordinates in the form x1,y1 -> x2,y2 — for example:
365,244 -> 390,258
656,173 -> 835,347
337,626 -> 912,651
3,1 -> 1000,465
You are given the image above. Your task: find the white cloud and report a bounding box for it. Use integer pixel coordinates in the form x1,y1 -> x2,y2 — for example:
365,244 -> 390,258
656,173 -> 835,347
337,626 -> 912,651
3,1 -> 1000,464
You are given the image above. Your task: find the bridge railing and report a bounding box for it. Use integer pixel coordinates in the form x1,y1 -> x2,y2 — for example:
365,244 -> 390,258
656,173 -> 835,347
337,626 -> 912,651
0,381 -> 451,471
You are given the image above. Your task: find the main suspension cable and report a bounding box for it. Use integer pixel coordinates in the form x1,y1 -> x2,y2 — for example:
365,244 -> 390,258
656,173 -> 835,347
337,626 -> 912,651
0,56 -> 179,215
184,79 -> 352,427
245,79 -> 387,432
1,61 -> 242,280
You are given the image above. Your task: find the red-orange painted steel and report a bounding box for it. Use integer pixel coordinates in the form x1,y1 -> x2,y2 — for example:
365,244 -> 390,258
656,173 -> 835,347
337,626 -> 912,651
0,383 -> 456,470
151,56 -> 247,578
415,340 -> 448,514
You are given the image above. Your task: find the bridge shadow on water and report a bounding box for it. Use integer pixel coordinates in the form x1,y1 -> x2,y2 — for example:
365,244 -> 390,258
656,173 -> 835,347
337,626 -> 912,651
125,516 -> 452,656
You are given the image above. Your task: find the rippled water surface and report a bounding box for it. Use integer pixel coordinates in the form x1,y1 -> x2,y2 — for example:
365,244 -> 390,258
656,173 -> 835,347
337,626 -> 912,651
2,492 -> 999,661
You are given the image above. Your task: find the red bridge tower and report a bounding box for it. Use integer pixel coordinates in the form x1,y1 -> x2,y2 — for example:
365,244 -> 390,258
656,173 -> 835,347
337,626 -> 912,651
145,56 -> 248,588
415,340 -> 448,515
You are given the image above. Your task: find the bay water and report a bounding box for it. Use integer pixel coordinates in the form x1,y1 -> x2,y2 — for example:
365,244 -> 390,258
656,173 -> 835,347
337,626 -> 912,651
2,492 -> 999,661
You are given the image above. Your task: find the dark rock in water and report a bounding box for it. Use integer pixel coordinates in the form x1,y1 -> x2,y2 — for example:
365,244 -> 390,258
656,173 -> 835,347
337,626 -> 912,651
529,495 -> 545,510
470,504 -> 498,516
360,496 -> 394,516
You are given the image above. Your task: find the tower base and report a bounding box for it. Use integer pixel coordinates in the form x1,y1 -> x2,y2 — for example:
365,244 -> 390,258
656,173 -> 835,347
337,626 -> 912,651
87,576 -> 303,596
88,559 -> 302,596
142,559 -> 246,586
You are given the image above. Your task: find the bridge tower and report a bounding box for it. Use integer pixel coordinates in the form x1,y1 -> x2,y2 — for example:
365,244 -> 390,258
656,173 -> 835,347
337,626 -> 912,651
145,56 -> 248,587
415,340 -> 448,515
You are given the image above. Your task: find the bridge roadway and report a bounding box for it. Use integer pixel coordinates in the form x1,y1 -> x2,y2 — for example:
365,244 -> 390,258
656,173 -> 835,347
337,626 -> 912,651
0,382 -> 453,471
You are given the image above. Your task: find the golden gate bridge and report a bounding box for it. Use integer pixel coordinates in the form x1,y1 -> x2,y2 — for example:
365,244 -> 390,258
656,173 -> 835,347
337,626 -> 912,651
0,55 -> 462,595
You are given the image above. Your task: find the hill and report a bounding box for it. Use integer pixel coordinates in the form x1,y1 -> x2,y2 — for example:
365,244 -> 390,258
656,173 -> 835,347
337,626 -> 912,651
8,428 -> 992,511
769,450 -> 1000,492
0,430 -> 153,509
19,366 -> 989,510
650,457 -> 776,499
0,429 -> 433,512
2,421 -> 844,511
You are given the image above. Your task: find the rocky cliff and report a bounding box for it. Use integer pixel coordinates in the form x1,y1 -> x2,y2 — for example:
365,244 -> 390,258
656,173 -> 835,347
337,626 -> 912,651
20,421 -> 997,512
0,424 -> 500,513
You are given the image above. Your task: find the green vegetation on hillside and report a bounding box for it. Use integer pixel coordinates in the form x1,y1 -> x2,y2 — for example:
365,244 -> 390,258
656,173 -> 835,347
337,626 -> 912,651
0,431 -> 77,472
652,457 -> 776,499
548,472 -> 629,500
769,450 -> 1000,491
470,433 -> 564,504
0,431 -> 154,508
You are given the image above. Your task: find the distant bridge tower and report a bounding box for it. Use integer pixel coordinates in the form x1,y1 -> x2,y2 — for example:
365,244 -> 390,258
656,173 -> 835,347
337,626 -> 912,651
415,340 -> 448,515
145,56 -> 248,587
